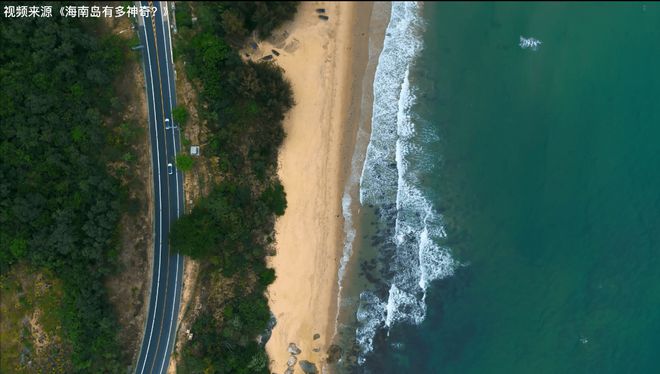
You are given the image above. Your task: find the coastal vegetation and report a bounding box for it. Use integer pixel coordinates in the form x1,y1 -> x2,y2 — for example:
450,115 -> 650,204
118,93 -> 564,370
175,154 -> 195,172
1,10 -> 138,373
172,105 -> 189,127
169,2 -> 297,373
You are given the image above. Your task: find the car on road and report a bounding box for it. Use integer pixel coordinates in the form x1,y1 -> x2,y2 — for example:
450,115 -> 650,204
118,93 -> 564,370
167,163 -> 173,175
165,118 -> 177,130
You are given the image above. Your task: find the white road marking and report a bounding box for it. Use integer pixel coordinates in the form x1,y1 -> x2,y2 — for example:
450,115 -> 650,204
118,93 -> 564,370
138,12 -> 164,374
161,1 -> 180,218
136,3 -> 185,373
158,3 -> 183,372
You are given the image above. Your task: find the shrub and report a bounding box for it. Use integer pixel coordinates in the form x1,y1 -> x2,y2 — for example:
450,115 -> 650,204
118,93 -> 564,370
260,181 -> 287,216
172,105 -> 189,126
175,154 -> 194,171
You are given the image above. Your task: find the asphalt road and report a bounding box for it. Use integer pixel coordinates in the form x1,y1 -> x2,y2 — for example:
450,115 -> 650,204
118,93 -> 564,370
135,2 -> 185,373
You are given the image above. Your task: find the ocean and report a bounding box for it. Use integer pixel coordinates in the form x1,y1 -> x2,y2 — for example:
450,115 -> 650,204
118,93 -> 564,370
333,2 -> 660,373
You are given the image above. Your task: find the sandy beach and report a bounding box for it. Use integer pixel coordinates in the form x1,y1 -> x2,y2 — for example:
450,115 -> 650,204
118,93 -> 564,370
256,2 -> 388,372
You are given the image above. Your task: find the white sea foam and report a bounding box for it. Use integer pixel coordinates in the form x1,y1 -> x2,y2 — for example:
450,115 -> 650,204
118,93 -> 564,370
333,3 -> 393,342
519,35 -> 542,51
355,1 -> 456,365
360,1 -> 425,206
355,291 -> 387,363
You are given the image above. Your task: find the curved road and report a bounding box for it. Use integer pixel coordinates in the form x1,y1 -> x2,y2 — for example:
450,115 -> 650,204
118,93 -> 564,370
135,2 -> 185,373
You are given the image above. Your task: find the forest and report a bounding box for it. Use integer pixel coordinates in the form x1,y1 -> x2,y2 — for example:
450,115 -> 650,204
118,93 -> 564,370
0,7 -> 130,373
170,2 -> 298,373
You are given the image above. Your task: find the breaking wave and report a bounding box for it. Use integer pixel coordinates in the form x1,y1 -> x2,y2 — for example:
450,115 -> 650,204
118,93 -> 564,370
356,1 -> 456,364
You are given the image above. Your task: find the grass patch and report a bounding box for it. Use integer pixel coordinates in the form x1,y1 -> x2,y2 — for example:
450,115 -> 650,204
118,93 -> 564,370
176,154 -> 195,172
0,264 -> 69,373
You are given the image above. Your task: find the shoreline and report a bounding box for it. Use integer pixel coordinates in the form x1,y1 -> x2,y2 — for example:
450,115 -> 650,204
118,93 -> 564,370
259,2 -> 389,373
333,0 -> 392,345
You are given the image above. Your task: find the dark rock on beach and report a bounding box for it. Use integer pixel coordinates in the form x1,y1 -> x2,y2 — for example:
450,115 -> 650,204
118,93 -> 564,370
257,312 -> 277,346
288,342 -> 302,355
326,344 -> 343,364
272,49 -> 281,56
299,360 -> 318,374
261,55 -> 273,61
318,15 -> 329,21
313,333 -> 320,340
316,8 -> 326,14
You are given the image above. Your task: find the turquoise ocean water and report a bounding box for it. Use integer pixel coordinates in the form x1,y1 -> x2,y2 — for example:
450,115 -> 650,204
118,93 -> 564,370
336,2 -> 660,373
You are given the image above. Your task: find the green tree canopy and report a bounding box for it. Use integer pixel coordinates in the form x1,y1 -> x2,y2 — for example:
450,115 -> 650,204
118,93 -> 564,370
0,12 -> 127,372
171,3 -> 298,372
260,181 -> 287,216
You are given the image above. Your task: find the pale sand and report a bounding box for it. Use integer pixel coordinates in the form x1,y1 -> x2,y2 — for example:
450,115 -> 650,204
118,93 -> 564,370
260,2 -> 386,373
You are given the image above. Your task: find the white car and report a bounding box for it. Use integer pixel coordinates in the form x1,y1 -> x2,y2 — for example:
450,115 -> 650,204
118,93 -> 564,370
165,118 -> 177,130
167,163 -> 173,175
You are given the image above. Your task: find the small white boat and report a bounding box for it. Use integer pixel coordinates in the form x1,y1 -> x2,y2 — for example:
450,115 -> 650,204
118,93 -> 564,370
519,36 -> 542,51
